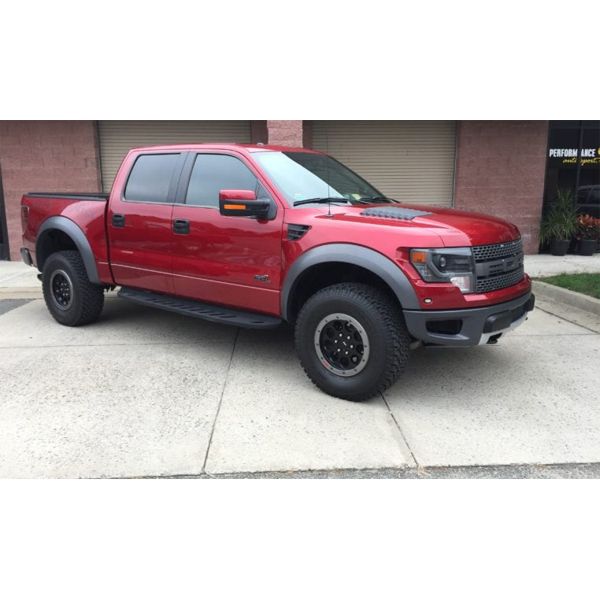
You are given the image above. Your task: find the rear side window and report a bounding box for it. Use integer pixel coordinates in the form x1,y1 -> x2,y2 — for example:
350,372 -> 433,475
125,154 -> 180,203
186,154 -> 258,207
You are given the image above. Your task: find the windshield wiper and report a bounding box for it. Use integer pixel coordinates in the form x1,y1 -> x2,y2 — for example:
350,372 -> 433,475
293,197 -> 352,207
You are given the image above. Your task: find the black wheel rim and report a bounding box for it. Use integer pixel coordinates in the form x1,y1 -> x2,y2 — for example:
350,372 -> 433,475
50,269 -> 73,310
314,313 -> 370,377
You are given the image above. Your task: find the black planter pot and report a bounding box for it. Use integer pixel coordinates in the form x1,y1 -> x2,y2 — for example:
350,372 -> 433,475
550,239 -> 570,256
578,239 -> 597,256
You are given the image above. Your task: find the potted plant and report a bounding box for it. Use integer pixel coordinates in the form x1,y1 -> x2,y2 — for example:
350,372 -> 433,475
575,214 -> 600,255
540,189 -> 578,256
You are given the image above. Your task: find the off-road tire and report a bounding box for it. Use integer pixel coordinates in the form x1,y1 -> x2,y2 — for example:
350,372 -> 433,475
295,283 -> 411,401
42,250 -> 104,326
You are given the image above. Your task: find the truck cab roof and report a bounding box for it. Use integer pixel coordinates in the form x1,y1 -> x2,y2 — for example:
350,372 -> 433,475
127,143 -> 322,155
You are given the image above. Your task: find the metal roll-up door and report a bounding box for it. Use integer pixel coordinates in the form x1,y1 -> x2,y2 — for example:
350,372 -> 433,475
98,121 -> 252,191
312,121 -> 456,207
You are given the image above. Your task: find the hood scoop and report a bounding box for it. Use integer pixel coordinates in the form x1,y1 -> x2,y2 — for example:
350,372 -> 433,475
360,206 -> 432,220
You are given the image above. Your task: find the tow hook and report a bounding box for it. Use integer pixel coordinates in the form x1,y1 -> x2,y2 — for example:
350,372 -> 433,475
487,333 -> 502,345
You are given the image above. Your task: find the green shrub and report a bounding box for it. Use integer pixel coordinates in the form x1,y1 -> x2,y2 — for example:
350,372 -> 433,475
540,189 -> 578,245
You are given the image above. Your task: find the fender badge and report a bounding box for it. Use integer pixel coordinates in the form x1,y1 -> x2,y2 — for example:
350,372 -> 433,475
254,274 -> 270,282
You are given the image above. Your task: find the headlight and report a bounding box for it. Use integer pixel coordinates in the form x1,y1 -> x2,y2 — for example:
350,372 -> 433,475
409,247 -> 475,293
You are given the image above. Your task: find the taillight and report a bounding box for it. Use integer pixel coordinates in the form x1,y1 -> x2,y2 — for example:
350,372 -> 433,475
21,205 -> 29,230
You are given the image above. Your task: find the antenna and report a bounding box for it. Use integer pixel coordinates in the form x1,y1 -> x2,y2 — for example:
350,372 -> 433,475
326,133 -> 332,217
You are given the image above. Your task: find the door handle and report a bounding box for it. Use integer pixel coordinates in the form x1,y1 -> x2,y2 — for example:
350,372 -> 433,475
112,213 -> 125,227
173,219 -> 190,234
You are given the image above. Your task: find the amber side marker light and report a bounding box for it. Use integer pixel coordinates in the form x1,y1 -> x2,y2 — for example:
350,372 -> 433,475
224,204 -> 247,210
410,249 -> 428,264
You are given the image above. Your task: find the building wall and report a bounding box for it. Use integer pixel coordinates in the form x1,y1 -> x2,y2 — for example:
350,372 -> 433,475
250,120 -> 268,144
0,121 -> 101,260
454,121 -> 548,254
267,120 -> 303,146
0,120 -> 550,260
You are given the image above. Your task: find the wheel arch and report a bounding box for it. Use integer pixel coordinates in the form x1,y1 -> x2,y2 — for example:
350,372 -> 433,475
281,244 -> 420,322
36,216 -> 101,284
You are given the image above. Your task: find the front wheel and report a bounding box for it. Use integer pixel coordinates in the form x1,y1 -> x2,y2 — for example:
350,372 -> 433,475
42,250 -> 105,326
294,283 -> 410,401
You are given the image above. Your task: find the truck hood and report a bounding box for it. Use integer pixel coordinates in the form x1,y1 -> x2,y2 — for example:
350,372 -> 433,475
320,203 -> 521,247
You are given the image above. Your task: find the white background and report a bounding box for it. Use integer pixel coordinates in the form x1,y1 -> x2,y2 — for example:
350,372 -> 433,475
1,1 -> 599,598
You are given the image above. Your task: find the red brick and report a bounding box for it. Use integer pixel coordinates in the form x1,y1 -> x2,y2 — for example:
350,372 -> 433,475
454,121 -> 548,254
0,121 -> 101,260
267,121 -> 303,147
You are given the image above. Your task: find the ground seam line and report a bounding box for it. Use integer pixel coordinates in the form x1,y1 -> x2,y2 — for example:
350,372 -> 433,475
380,392 -> 420,470
536,306 -> 599,334
201,328 -> 239,474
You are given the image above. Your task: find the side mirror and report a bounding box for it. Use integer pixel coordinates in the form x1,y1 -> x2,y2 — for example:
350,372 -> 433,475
219,189 -> 271,219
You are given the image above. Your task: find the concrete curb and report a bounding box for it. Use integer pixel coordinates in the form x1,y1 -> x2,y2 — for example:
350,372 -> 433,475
533,280 -> 600,317
141,462 -> 600,479
0,287 -> 43,300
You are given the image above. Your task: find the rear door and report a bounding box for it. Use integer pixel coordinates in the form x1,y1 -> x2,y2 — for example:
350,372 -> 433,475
107,151 -> 186,294
170,152 -> 283,315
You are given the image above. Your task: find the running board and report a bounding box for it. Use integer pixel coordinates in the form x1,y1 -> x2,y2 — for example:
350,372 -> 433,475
118,287 -> 282,329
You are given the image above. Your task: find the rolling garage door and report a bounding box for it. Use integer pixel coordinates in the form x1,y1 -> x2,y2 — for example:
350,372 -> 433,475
312,121 -> 456,207
98,121 -> 252,191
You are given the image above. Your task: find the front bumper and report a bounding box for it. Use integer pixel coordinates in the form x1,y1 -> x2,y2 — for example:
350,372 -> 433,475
403,292 -> 535,347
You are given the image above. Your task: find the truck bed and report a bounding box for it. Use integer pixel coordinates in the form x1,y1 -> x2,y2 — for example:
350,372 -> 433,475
26,192 -> 108,202
21,191 -> 111,281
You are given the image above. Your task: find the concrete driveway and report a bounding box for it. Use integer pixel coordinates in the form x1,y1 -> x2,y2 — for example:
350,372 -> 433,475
1,291 -> 599,478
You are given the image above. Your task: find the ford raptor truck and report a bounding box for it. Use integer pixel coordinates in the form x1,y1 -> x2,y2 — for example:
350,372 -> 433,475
20,144 -> 534,401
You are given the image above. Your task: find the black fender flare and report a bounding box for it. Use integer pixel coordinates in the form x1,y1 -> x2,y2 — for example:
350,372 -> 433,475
36,216 -> 101,284
281,243 -> 420,320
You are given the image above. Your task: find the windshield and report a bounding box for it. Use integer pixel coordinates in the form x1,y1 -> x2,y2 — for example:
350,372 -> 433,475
252,151 -> 388,206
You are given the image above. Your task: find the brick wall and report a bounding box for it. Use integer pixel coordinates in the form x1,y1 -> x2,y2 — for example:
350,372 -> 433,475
0,121 -> 101,260
454,121 -> 548,254
267,120 -> 303,147
0,120 -> 550,260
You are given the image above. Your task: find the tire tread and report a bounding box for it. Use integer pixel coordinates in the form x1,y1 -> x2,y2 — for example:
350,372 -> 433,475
295,283 -> 410,401
42,250 -> 104,326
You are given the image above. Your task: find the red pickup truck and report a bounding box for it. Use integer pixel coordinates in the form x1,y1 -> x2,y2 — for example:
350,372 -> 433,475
20,144 -> 534,401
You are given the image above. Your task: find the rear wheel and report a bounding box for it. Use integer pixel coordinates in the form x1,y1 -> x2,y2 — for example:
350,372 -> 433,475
295,283 -> 410,401
42,250 -> 104,326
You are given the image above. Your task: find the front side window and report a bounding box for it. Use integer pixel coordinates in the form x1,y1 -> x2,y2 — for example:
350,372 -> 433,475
186,154 -> 258,207
124,154 -> 180,203
252,151 -> 384,206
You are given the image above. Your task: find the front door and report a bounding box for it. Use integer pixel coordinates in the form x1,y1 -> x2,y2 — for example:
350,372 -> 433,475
107,152 -> 185,294
171,152 -> 283,316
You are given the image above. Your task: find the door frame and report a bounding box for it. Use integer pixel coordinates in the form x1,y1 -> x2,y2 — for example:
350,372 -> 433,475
169,149 -> 284,315
0,164 -> 10,260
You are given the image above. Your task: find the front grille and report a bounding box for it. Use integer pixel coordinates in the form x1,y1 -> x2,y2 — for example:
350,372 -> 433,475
473,238 -> 524,293
476,269 -> 524,293
472,238 -> 522,262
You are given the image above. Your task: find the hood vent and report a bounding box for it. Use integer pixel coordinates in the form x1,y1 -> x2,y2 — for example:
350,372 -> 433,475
360,206 -> 431,221
287,224 -> 311,241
